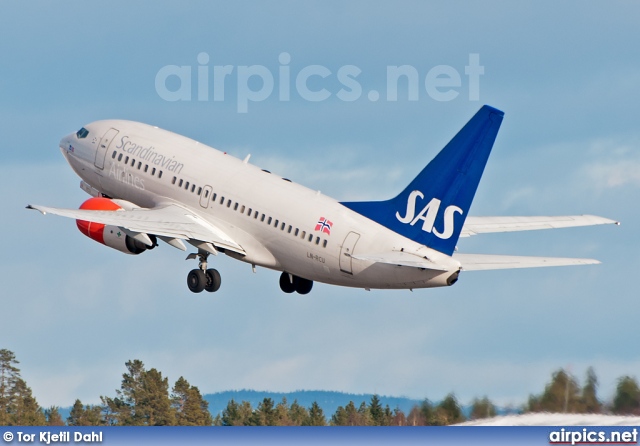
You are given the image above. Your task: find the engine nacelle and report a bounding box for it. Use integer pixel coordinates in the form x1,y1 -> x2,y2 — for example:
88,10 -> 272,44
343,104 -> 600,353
76,197 -> 155,255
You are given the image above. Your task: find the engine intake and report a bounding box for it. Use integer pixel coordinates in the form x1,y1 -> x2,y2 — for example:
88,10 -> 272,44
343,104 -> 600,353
76,197 -> 155,255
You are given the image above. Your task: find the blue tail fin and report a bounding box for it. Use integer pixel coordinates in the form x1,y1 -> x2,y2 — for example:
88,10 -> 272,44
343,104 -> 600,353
341,105 -> 504,256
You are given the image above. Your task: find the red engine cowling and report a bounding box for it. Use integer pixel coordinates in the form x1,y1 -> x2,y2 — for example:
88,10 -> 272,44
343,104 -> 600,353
76,197 -> 155,255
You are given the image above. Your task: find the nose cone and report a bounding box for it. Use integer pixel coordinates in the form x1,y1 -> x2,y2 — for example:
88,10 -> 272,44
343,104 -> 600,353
59,133 -> 75,157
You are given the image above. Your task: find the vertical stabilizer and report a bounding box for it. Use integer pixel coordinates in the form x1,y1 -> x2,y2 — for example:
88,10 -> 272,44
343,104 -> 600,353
341,105 -> 504,256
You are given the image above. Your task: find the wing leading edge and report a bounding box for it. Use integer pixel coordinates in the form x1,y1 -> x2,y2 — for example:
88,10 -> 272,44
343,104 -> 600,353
26,203 -> 246,255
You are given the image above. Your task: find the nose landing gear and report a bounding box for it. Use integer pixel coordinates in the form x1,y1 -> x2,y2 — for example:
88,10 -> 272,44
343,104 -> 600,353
186,250 -> 221,293
279,272 -> 313,295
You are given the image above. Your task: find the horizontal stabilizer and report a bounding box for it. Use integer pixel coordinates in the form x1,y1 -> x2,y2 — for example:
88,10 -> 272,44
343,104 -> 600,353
350,251 -> 449,271
454,253 -> 600,271
26,203 -> 245,255
461,215 -> 619,237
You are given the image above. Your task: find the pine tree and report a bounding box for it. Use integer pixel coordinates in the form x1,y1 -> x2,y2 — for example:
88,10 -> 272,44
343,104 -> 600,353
420,399 -> 435,425
101,360 -> 175,426
274,397 -> 291,426
11,378 -> 46,425
582,367 -> 601,413
171,377 -> 212,426
0,349 -> 21,425
369,394 -> 384,426
288,399 -> 309,426
251,398 -> 276,426
221,399 -> 242,426
470,396 -> 497,420
612,376 -> 640,415
528,369 -> 583,413
68,399 -> 104,426
433,393 -> 464,425
305,401 -> 326,426
44,406 -> 65,426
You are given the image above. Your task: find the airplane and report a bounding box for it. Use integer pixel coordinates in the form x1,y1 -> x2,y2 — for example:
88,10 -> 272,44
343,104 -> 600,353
27,105 -> 618,294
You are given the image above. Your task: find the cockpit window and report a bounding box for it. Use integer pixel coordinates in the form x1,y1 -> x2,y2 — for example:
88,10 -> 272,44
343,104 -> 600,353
76,127 -> 89,139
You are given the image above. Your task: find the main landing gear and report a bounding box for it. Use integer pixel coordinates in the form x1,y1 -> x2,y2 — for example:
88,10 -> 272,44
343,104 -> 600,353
186,250 -> 221,293
279,272 -> 313,295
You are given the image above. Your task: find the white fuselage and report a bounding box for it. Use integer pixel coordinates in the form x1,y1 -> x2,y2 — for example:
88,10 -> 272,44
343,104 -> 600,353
60,120 -> 461,289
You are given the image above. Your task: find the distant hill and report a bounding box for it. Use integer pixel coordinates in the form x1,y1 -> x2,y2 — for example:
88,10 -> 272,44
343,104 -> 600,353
204,390 -> 423,417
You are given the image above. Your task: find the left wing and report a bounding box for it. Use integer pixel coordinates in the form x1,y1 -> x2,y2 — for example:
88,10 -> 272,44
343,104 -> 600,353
454,253 -> 599,271
26,203 -> 246,255
460,215 -> 619,237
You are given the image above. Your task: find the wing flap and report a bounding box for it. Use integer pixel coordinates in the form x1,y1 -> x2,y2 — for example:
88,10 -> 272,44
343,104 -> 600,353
460,215 -> 619,237
27,204 -> 245,255
454,253 -> 600,271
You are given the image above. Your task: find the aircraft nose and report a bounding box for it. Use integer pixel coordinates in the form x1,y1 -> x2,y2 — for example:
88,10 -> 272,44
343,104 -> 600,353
59,133 -> 75,154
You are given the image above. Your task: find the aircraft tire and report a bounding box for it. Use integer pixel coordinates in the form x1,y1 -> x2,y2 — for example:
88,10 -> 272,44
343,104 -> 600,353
187,269 -> 206,293
279,272 -> 297,293
205,268 -> 222,292
296,278 -> 313,295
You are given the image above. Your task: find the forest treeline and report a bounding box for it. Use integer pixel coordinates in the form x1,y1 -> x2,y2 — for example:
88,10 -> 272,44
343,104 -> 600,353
2,349 -> 640,426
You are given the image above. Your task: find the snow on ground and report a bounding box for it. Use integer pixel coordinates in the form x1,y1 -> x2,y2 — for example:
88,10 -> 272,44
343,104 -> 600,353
457,413 -> 640,426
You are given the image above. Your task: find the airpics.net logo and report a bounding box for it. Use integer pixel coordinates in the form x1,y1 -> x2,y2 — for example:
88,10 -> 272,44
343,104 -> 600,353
155,52 -> 484,113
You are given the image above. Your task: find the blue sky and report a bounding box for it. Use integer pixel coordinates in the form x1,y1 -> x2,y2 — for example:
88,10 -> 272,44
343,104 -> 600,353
1,1 -> 639,409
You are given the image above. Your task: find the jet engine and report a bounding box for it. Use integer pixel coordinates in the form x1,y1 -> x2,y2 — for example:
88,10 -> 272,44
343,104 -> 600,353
76,197 -> 156,255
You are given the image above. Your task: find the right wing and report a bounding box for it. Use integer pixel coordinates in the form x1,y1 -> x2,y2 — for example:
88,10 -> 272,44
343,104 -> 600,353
454,253 -> 599,271
460,215 -> 619,237
26,203 -> 246,255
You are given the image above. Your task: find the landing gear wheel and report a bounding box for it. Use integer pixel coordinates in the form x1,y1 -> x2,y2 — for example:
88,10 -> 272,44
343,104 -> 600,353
295,278 -> 313,295
187,269 -> 206,293
279,272 -> 297,293
205,269 -> 222,292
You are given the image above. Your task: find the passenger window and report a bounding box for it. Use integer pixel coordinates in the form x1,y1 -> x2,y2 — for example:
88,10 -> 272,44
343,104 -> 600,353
191,185 -> 196,192
268,217 -> 272,225
234,203 -> 239,211
281,223 -> 285,230
112,151 -> 116,159
138,162 -> 142,170
131,158 -> 135,167
144,165 -> 149,173
315,237 -> 320,245
308,234 -> 313,242
295,228 -> 299,236
158,171 -> 163,179
197,187 -> 202,195
220,196 -> 224,204
241,205 -> 245,213
125,156 -> 129,164
227,200 -> 231,208
288,225 -> 292,233
274,219 -> 278,227
261,214 -> 265,222
185,181 -> 189,189
152,168 -> 156,176
301,231 -> 306,239
205,190 -> 210,198
172,177 -> 177,185
118,154 -> 123,161
254,211 -> 259,218
179,179 -> 183,187
247,208 -> 252,216
323,240 -> 328,248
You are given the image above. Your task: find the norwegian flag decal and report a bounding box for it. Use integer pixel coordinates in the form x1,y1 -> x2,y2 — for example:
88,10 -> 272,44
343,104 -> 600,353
315,217 -> 333,235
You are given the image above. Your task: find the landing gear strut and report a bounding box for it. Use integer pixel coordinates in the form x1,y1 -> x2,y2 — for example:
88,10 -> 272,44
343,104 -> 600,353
279,272 -> 313,295
186,249 -> 221,293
